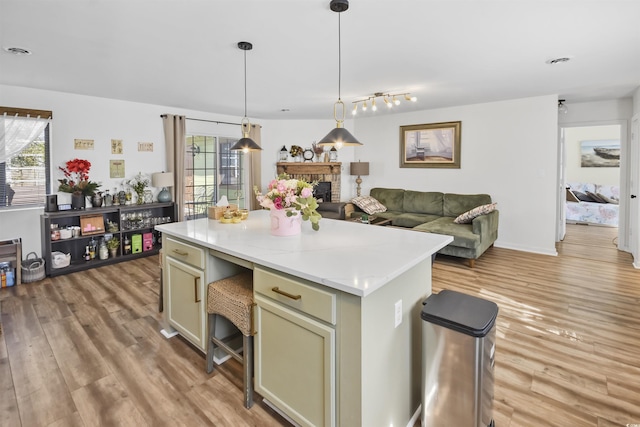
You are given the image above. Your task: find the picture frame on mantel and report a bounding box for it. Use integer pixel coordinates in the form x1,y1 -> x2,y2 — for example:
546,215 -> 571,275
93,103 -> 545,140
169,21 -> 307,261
400,121 -> 461,168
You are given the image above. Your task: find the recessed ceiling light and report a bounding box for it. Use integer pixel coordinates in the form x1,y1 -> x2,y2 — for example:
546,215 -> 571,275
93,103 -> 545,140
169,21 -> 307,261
4,47 -> 32,56
546,57 -> 571,65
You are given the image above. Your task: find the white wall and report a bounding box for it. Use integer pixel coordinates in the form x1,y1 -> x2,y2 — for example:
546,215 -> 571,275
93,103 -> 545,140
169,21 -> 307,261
565,125 -> 621,186
352,95 -> 559,255
0,84 -> 241,257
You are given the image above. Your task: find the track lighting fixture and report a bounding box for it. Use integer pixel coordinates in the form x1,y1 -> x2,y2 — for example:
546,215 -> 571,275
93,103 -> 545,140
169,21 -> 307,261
352,91 -> 417,115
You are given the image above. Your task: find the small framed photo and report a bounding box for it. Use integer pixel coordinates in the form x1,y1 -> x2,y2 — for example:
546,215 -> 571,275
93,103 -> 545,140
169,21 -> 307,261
111,139 -> 123,154
400,121 -> 461,168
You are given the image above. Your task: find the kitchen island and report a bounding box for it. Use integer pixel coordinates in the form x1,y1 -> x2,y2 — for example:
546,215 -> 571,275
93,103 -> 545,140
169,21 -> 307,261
156,210 -> 452,427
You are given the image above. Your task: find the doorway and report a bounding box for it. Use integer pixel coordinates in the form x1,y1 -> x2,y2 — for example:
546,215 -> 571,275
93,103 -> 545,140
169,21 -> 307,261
558,122 -> 625,248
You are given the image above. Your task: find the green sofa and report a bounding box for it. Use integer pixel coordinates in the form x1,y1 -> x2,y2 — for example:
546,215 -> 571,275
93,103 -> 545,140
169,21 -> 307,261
350,188 -> 499,267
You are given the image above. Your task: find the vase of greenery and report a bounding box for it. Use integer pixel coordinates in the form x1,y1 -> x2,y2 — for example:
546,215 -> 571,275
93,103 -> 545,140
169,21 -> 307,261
126,172 -> 150,205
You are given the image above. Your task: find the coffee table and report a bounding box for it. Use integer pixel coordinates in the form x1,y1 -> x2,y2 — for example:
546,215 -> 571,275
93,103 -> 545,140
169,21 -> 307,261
348,215 -> 392,226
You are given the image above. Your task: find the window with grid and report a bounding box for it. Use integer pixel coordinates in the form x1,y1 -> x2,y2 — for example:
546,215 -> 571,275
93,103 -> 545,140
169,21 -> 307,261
184,135 -> 243,219
1,108 -> 52,209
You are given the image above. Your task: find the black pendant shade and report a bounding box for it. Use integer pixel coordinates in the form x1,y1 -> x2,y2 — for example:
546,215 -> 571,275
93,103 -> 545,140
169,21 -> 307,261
231,136 -> 262,151
318,126 -> 362,146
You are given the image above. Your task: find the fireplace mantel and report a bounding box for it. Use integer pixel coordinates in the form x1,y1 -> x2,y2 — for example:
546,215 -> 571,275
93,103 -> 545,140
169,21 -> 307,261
276,162 -> 341,175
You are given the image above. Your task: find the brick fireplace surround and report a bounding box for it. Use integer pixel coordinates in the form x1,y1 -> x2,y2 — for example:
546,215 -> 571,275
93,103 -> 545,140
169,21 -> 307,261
276,162 -> 342,203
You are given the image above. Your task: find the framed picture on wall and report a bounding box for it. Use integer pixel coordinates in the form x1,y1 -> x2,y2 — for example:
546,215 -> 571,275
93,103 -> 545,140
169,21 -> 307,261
399,121 -> 461,168
580,140 -> 620,167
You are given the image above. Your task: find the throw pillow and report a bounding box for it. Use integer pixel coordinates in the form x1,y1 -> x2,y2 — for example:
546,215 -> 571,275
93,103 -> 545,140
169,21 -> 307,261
597,192 -> 619,205
573,190 -> 594,202
586,191 -> 607,203
454,202 -> 497,224
351,196 -> 387,215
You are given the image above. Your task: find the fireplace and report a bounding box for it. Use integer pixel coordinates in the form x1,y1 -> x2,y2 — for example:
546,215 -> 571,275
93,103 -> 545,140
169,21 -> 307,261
313,182 -> 331,203
276,162 -> 341,202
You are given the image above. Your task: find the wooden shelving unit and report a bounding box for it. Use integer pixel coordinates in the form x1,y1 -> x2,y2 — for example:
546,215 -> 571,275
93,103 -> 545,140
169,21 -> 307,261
40,202 -> 176,277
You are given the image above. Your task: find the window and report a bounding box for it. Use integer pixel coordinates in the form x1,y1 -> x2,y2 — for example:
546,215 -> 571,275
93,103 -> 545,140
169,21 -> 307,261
0,108 -> 52,208
184,135 -> 243,219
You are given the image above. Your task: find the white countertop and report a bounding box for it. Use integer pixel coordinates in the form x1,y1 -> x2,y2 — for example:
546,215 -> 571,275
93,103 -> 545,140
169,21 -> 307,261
156,210 -> 452,297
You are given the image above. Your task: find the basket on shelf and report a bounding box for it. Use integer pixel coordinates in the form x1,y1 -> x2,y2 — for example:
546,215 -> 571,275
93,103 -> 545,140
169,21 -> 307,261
21,252 -> 46,283
51,251 -> 71,269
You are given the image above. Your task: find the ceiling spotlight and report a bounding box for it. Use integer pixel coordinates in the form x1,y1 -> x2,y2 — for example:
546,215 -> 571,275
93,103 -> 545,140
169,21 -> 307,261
371,98 -> 377,111
362,101 -> 367,111
558,99 -> 568,114
404,94 -> 417,102
384,96 -> 392,108
352,104 -> 357,115
393,96 -> 400,106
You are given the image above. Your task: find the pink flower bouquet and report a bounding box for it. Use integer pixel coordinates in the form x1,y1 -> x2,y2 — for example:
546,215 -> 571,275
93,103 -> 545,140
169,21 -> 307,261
255,174 -> 321,230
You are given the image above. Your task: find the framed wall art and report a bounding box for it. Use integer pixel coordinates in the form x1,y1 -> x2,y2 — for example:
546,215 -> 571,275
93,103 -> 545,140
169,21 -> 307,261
399,121 -> 461,168
580,139 -> 620,167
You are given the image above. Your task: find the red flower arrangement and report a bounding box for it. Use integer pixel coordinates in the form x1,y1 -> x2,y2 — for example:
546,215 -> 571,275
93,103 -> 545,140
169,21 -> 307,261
58,158 -> 100,196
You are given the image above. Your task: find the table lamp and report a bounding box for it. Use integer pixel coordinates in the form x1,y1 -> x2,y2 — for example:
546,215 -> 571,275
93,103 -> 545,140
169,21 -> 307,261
152,172 -> 174,202
350,161 -> 369,197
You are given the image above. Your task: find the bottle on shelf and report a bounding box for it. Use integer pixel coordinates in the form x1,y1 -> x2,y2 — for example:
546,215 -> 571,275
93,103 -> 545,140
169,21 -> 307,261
123,234 -> 132,255
98,238 -> 108,260
89,237 -> 97,259
84,245 -> 91,261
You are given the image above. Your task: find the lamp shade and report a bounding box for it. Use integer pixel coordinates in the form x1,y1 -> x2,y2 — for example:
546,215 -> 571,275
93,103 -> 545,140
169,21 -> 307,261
318,127 -> 362,147
152,172 -> 174,188
350,161 -> 369,176
230,137 -> 262,151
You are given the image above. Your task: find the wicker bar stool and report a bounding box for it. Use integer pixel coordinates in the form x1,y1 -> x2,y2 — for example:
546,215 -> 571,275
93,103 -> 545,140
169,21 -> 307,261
206,272 -> 255,408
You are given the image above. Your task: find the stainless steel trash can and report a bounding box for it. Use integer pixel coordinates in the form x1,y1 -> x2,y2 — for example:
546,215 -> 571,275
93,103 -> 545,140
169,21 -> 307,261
421,290 -> 498,427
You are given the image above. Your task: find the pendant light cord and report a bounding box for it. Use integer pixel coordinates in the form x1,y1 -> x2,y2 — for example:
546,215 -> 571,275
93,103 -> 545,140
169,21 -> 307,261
244,49 -> 248,118
338,13 -> 341,101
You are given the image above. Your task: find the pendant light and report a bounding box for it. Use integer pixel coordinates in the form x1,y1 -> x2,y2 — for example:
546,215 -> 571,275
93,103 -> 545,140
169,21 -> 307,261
318,0 -> 362,148
230,41 -> 262,152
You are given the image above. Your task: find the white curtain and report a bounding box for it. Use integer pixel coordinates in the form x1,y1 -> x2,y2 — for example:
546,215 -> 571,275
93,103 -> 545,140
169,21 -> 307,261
0,114 -> 50,163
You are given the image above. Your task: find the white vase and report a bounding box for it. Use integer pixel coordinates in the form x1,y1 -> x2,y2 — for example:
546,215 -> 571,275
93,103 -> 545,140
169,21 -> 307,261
270,209 -> 302,236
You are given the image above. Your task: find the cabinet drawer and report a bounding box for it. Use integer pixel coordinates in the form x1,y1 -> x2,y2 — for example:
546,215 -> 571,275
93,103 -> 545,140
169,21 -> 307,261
254,267 -> 336,325
164,237 -> 205,269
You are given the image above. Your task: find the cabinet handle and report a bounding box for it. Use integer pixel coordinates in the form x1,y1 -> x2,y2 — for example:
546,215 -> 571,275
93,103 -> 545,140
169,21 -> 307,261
172,249 -> 189,256
271,287 -> 301,300
194,277 -> 201,303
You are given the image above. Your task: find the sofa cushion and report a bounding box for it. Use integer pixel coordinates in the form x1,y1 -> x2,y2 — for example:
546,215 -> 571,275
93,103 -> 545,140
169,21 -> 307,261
413,217 -> 481,249
443,193 -> 492,217
454,203 -> 497,224
392,213 -> 442,228
370,188 -> 405,212
403,191 -> 444,216
351,196 -> 387,215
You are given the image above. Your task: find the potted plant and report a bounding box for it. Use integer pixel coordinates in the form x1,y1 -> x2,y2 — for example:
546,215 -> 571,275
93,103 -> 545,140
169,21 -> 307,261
58,158 -> 101,209
106,237 -> 120,258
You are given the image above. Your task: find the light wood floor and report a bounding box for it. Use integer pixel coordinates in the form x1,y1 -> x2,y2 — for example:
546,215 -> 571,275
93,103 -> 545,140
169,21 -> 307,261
1,224 -> 639,426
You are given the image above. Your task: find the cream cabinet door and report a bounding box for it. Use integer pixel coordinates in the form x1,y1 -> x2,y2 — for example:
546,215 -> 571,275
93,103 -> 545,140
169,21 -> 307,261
255,294 -> 335,427
166,256 -> 205,350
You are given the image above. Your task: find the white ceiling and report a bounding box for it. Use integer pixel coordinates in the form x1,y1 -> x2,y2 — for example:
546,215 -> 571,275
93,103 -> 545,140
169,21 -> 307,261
1,0 -> 639,120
